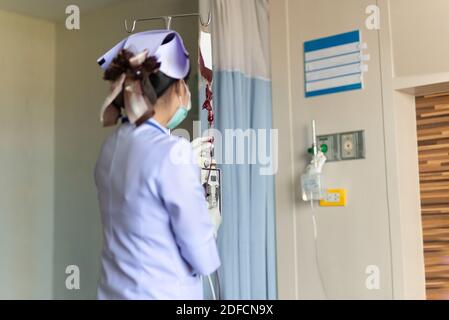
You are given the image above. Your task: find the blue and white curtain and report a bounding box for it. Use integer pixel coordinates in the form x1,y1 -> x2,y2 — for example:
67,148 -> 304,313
200,0 -> 277,300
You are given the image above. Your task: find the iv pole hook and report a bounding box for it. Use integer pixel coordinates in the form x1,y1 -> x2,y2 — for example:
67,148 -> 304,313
124,12 -> 211,33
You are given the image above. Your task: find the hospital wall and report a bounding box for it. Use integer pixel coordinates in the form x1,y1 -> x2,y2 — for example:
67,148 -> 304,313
389,0 -> 449,78
0,10 -> 55,299
271,0 -> 449,299
53,0 -> 198,299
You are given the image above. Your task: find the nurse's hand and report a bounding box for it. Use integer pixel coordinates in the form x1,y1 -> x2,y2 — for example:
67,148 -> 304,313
191,136 -> 213,168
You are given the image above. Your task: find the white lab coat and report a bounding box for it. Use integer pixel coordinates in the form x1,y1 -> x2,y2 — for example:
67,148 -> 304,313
94,119 -> 220,300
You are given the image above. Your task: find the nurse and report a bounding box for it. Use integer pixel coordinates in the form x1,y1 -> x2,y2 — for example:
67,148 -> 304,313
94,30 -> 221,300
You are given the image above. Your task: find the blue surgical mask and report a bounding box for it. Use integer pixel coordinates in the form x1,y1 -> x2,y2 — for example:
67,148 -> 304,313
166,85 -> 191,130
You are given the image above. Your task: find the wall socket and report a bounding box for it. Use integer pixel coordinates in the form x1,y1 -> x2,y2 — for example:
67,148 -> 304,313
320,189 -> 347,207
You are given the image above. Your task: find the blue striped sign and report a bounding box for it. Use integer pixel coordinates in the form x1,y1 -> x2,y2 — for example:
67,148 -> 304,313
304,30 -> 363,98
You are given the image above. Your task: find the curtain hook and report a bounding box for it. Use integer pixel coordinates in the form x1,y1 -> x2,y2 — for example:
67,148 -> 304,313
163,16 -> 173,30
124,19 -> 137,33
200,12 -> 212,27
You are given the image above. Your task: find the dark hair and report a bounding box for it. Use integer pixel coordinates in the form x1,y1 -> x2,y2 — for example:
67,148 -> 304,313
103,50 -> 160,82
149,66 -> 191,98
150,32 -> 191,97
103,48 -> 190,108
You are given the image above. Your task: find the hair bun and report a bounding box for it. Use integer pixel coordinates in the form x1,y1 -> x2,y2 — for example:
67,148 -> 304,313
103,49 -> 161,82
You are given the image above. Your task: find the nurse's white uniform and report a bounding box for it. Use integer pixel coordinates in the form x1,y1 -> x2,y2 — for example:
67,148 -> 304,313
94,119 -> 221,300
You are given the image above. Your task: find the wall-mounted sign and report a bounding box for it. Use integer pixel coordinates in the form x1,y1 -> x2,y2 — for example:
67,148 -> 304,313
304,30 -> 368,98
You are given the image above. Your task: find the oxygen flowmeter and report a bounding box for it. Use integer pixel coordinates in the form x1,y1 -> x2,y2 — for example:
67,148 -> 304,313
301,120 -> 327,202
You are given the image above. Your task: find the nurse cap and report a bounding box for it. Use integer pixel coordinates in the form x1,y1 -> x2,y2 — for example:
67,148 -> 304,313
97,30 -> 190,127
98,29 -> 190,79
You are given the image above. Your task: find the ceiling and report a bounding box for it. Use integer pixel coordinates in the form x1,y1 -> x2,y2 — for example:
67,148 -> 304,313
0,0 -> 123,21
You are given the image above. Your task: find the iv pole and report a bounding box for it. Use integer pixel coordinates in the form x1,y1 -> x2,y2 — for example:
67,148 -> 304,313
124,12 -> 211,32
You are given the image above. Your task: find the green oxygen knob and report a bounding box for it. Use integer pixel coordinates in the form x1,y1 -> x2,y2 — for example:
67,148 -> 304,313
308,144 -> 328,155
320,144 -> 328,154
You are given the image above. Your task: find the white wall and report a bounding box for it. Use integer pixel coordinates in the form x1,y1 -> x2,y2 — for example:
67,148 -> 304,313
53,0 -> 199,299
389,0 -> 449,78
0,10 -> 55,299
393,91 -> 425,298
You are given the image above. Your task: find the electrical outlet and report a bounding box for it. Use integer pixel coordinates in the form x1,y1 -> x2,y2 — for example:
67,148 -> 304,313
326,192 -> 341,203
340,131 -> 365,160
341,134 -> 357,159
320,189 -> 347,207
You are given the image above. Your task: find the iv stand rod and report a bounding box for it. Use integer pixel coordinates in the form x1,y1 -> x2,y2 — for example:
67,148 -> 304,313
124,12 -> 211,33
